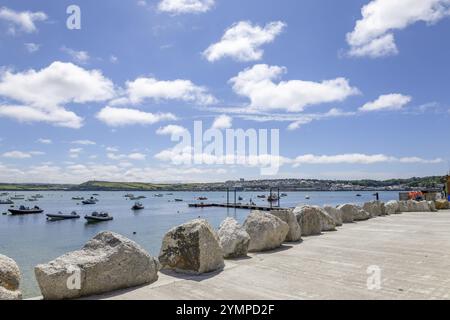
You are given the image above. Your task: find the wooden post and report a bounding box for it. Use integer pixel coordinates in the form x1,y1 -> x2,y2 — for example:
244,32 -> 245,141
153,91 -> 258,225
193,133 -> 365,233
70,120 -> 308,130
278,188 -> 280,208
227,188 -> 229,205
234,188 -> 237,206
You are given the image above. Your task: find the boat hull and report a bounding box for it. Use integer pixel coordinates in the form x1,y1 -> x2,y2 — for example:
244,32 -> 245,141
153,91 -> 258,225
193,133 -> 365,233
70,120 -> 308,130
8,209 -> 44,215
46,214 -> 80,220
84,216 -> 113,222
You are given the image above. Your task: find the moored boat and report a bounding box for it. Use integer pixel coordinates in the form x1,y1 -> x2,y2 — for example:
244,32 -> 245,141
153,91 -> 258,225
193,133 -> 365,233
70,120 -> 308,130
72,196 -> 84,200
85,212 -> 113,222
46,211 -> 80,220
132,202 -> 144,210
174,199 -> 184,202
0,199 -> 14,205
8,206 -> 44,215
82,198 -> 97,205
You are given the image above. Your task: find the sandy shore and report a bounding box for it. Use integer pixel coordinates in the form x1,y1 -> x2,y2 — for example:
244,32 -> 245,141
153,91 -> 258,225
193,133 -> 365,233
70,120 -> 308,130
86,210 -> 450,300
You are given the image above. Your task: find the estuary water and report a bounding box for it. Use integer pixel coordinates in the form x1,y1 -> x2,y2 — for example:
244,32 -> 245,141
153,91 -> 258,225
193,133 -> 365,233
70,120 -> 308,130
0,190 -> 399,298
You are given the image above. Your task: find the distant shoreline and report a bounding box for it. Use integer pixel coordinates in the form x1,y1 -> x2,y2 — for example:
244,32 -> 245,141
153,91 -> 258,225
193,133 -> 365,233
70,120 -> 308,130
0,176 -> 445,193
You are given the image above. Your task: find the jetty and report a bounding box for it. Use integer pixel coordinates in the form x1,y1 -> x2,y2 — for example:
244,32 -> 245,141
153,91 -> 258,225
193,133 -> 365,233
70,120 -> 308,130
93,210 -> 450,300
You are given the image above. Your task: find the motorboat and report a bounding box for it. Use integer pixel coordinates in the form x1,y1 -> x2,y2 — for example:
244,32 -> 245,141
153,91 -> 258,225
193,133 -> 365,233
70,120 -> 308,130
257,195 -> 266,199
10,195 -> 25,200
174,199 -> 184,202
124,193 -> 134,198
305,195 -> 311,200
72,196 -> 84,200
0,192 -> 8,196
132,202 -> 144,210
154,194 -> 164,198
8,206 -> 44,215
85,212 -> 113,222
197,197 -> 208,201
238,196 -> 244,201
356,194 -> 362,197
82,198 -> 96,205
136,196 -> 146,199
33,194 -> 44,199
267,194 -> 279,202
281,193 -> 288,197
46,211 -> 80,220
0,199 -> 14,205
27,197 -> 38,202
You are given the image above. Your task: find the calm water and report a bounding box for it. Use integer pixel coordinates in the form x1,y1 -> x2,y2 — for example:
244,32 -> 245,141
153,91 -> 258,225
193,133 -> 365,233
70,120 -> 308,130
0,190 -> 398,298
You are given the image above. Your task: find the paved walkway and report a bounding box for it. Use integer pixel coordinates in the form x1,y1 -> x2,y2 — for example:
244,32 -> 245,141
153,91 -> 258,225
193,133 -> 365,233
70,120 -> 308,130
95,210 -> 450,300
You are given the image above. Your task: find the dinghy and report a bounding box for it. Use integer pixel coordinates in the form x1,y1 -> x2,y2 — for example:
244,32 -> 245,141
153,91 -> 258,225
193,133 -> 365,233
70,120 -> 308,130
46,211 -> 80,220
131,202 -> 144,210
85,212 -> 113,222
9,206 -> 44,215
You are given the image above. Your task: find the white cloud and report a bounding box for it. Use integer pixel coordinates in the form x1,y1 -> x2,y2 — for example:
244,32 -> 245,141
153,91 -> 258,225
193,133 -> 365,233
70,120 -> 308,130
61,47 -> 90,64
2,150 -> 32,159
156,124 -> 188,136
0,7 -> 47,34
348,34 -> 398,58
0,61 -> 115,128
24,42 -> 40,53
107,152 -> 146,161
97,106 -> 176,127
72,140 -> 96,145
158,0 -> 215,14
359,94 -> 412,112
112,76 -> 217,106
230,64 -> 360,112
347,0 -> 450,57
203,21 -> 286,62
293,153 -> 443,166
37,138 -> 52,144
212,114 -> 232,129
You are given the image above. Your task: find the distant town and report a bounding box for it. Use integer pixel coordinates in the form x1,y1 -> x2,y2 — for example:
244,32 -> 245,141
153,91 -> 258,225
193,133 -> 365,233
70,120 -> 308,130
0,176 -> 446,192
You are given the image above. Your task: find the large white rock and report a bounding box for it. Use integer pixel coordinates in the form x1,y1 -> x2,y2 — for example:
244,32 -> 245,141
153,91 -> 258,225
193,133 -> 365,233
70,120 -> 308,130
363,201 -> 385,217
269,210 -> 302,242
428,201 -> 437,212
337,204 -> 370,222
385,200 -> 400,215
217,218 -> 250,259
336,204 -> 356,223
244,211 -> 289,252
159,219 -> 224,274
407,200 -> 430,212
0,254 -> 21,300
293,206 -> 323,235
35,231 -> 159,300
435,199 -> 450,210
398,201 -> 409,212
323,206 -> 343,226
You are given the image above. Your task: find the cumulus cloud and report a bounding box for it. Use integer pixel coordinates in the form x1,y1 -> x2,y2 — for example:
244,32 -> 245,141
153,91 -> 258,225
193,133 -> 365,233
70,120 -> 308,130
0,62 -> 115,128
203,21 -> 286,62
72,140 -> 96,145
359,94 -> 412,112
347,0 -> 450,58
158,0 -> 215,14
230,64 -> 359,112
0,7 -> 47,34
2,150 -> 32,159
107,152 -> 147,161
156,124 -> 188,136
292,153 -> 443,166
111,76 -> 217,106
211,114 -> 232,129
96,106 -> 176,127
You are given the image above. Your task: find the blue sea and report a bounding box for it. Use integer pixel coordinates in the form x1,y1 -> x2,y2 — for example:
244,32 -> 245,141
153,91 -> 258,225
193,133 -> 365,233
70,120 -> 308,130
0,190 -> 399,298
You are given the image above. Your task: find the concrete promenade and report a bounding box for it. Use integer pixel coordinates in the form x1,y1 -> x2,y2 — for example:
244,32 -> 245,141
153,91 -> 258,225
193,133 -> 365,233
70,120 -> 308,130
94,210 -> 450,300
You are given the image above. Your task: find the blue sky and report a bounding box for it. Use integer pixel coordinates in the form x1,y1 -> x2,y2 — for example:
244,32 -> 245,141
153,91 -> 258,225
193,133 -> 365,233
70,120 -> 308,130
0,0 -> 449,183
